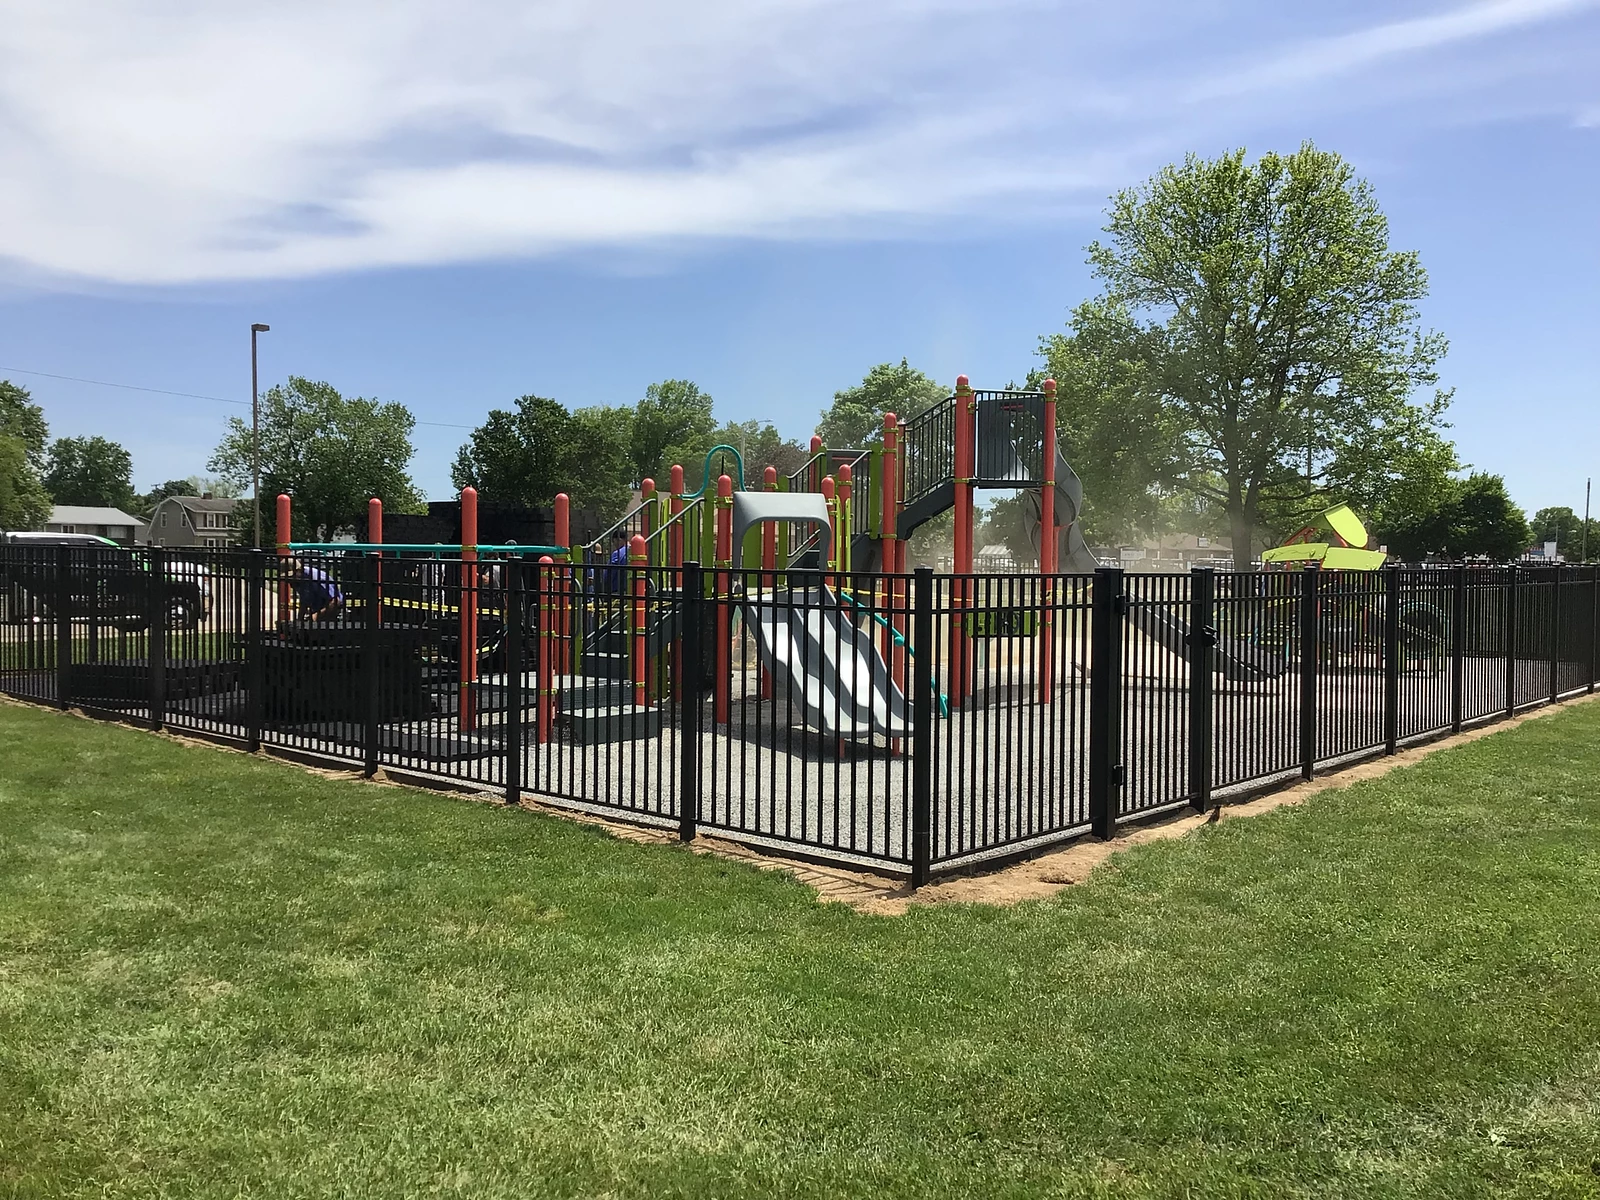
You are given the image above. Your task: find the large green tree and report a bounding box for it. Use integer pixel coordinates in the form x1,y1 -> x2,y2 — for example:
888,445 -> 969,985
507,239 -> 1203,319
0,380 -> 51,529
1042,144 -> 1453,569
630,380 -> 714,488
451,395 -> 632,518
816,359 -> 947,449
1383,473 -> 1528,562
43,435 -> 137,511
210,377 -> 422,542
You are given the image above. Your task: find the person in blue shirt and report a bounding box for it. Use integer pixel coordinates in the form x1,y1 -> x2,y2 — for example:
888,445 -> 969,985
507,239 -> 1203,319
603,534 -> 629,593
287,558 -> 344,621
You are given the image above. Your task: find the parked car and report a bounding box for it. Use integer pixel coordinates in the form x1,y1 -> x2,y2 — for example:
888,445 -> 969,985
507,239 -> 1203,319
0,532 -> 207,630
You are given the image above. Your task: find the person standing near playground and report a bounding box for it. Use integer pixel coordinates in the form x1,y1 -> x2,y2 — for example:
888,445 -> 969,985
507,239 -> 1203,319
287,558 -> 344,621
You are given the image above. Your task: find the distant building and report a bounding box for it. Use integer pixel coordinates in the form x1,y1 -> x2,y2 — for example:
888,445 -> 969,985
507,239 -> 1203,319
44,505 -> 146,546
146,496 -> 241,548
1090,534 -> 1235,572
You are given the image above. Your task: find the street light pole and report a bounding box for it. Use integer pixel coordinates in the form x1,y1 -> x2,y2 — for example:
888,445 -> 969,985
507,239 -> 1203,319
1583,477 -> 1592,564
250,323 -> 270,548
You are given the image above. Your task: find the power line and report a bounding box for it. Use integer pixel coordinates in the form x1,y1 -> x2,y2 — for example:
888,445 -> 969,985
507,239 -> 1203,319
0,364 -> 475,429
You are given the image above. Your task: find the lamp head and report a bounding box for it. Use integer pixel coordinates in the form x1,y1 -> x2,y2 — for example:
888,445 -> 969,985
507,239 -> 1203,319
251,323 -> 270,333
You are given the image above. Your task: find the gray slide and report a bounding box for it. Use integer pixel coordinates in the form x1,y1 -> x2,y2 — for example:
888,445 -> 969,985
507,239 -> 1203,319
743,587 -> 911,738
730,490 -> 911,738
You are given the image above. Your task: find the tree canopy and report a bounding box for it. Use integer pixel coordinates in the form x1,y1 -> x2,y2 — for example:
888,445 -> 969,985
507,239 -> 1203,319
0,380 -> 51,529
210,377 -> 422,542
43,435 -> 137,511
1527,506 -> 1595,561
630,380 -> 715,488
816,360 -> 947,449
1382,473 -> 1528,562
1041,144 -> 1453,568
451,395 -> 633,518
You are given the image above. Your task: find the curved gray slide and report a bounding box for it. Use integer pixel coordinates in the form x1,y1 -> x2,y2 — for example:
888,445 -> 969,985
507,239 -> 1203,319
742,586 -> 910,738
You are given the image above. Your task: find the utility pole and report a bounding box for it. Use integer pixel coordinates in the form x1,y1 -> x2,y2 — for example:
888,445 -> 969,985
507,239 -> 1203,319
250,323 -> 270,548
1584,477 -> 1592,563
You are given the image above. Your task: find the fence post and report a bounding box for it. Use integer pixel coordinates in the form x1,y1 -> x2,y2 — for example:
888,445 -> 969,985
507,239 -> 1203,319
910,566 -> 934,884
1590,565 -> 1598,695
1089,566 -> 1124,839
245,549 -> 263,752
1450,564 -> 1466,734
55,545 -> 72,710
1549,566 -> 1561,703
1383,565 -> 1399,755
505,558 -> 525,805
678,561 -> 704,842
362,552 -> 380,778
1187,567 -> 1215,812
1504,565 -> 1518,718
1299,564 -> 1320,780
148,546 -> 167,730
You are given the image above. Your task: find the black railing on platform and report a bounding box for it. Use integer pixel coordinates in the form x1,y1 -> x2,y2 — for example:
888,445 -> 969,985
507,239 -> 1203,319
4,545 -> 1598,882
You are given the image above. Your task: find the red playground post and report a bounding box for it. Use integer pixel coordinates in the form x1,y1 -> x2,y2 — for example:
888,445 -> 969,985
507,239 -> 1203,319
538,554 -> 555,743
951,375 -> 975,705
367,497 -> 383,624
554,492 -> 571,675
761,466 -> 777,700
275,493 -> 292,620
838,463 -> 854,574
714,474 -> 733,726
809,434 -> 823,492
1039,379 -> 1058,701
630,534 -> 648,708
669,465 -> 685,567
459,486 -> 479,733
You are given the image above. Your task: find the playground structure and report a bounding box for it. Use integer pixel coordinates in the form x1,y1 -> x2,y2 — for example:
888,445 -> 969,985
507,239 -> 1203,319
263,377 -> 1312,762
18,375 -> 1594,881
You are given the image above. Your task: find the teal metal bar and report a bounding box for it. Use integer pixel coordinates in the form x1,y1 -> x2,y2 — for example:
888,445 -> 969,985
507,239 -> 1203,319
287,542 -> 568,555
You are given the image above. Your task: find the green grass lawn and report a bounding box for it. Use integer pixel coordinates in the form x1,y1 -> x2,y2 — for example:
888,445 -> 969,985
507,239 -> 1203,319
3,701 -> 1600,1199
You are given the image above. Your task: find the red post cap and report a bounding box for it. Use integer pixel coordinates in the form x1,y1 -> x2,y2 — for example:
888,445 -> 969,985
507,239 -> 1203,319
641,477 -> 654,496
810,435 -> 823,453
763,465 -> 777,487
628,534 -> 646,562
955,374 -> 969,390
1042,378 -> 1057,397
717,473 -> 733,498
820,476 -> 835,500
670,464 -> 684,493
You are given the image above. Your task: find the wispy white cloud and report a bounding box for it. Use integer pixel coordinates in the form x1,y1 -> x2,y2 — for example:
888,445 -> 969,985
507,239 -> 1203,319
1188,0 -> 1599,100
0,0 -> 1594,286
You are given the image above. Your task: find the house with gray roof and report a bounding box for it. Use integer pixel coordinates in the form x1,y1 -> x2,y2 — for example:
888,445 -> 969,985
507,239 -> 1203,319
44,505 -> 147,546
147,496 -> 241,548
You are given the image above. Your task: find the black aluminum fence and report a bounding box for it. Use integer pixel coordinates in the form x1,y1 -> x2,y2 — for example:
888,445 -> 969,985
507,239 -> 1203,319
4,545 -> 1597,883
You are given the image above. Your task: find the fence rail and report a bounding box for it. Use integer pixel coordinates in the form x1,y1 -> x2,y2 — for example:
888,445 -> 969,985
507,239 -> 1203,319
3,545 -> 1596,881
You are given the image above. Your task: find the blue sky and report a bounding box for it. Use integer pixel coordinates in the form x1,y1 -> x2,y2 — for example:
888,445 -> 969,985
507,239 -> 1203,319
1,0 -> 1596,514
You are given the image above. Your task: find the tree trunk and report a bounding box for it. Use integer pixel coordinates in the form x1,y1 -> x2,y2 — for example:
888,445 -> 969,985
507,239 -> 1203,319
1229,504 -> 1256,572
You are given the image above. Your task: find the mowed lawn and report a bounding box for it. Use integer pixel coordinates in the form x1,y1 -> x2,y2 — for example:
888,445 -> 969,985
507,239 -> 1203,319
3,703 -> 1600,1199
